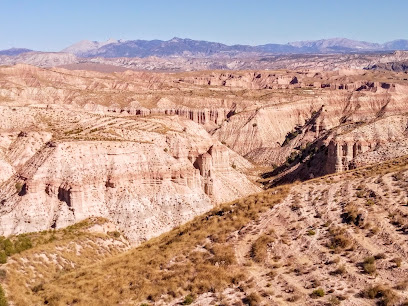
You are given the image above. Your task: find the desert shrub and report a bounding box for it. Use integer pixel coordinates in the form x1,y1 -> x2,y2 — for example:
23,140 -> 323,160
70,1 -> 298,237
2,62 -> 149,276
14,182 -> 23,194
395,280 -> 408,290
362,256 -> 376,275
0,252 -> 6,265
31,283 -> 44,293
328,296 -> 341,305
207,244 -> 236,265
362,284 -> 397,305
242,292 -> 261,305
108,231 -> 121,238
286,294 -> 301,302
327,227 -> 352,252
331,265 -> 346,275
182,294 -> 194,305
290,202 -> 302,211
0,235 -> 33,263
392,172 -> 404,181
0,270 -> 5,282
250,233 -> 274,263
366,199 -> 375,206
0,284 -> 7,306
391,257 -> 402,268
13,236 -> 32,253
307,229 -> 316,236
374,253 -> 386,260
342,203 -> 359,224
310,288 -> 325,298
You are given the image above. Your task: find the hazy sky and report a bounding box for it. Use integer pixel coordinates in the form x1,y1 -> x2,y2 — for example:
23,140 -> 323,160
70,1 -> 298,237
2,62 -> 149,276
1,0 -> 407,51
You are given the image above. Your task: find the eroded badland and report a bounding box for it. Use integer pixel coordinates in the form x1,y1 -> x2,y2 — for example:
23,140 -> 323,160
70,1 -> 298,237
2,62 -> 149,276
1,62 -> 408,305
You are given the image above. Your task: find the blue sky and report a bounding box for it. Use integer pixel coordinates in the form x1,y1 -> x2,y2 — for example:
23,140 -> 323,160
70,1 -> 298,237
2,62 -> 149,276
1,0 -> 407,51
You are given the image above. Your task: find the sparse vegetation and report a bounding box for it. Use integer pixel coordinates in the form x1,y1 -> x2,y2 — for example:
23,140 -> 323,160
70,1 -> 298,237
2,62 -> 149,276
250,232 -> 274,263
310,288 -> 325,298
12,187 -> 289,305
362,256 -> 377,275
282,125 -> 302,146
14,182 -> 23,194
307,229 -> 316,236
331,265 -> 346,275
391,257 -> 402,268
362,284 -> 397,306
0,284 -> 7,306
327,226 -> 352,252
0,235 -> 32,263
242,292 -> 261,305
182,294 -> 195,305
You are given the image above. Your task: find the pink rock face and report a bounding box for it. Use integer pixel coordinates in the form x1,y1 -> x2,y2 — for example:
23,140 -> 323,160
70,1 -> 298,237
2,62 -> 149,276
327,115 -> 408,172
1,64 -> 408,243
0,106 -> 259,243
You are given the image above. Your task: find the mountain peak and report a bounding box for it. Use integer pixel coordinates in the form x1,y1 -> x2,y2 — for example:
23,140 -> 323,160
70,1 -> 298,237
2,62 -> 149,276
0,48 -> 33,56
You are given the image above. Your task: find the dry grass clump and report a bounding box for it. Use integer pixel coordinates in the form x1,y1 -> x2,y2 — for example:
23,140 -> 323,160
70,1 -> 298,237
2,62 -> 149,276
310,288 -> 325,299
14,186 -> 290,305
362,256 -> 377,275
242,292 -> 262,306
342,203 -> 363,226
391,257 -> 402,268
250,231 -> 275,263
0,284 -> 7,306
330,264 -> 347,275
327,226 -> 353,252
395,280 -> 408,291
361,284 -> 397,306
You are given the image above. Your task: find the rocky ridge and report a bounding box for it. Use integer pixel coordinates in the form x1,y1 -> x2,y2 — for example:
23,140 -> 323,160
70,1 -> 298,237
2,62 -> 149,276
1,64 -> 408,241
0,104 -> 259,243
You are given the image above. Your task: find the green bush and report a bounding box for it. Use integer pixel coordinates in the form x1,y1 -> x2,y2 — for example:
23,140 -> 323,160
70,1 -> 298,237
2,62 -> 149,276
307,229 -> 316,236
182,294 -> 194,305
311,288 -> 325,298
15,182 -> 23,194
0,235 -> 33,263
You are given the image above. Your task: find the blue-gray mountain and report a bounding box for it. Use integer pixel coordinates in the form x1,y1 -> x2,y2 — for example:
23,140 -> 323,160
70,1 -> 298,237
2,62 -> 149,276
2,38 -> 408,58
60,37 -> 408,58
0,48 -> 33,56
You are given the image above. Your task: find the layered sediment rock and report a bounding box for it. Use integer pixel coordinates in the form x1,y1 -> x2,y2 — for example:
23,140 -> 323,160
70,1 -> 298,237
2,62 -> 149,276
327,115 -> 408,172
0,106 -> 259,243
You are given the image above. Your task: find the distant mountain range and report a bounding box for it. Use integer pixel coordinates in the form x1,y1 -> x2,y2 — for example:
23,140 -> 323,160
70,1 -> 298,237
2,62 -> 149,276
0,48 -> 33,56
60,37 -> 408,58
2,37 -> 408,59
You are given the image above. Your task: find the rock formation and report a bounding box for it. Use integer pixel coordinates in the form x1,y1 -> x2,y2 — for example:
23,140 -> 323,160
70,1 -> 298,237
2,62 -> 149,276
0,105 -> 259,243
1,64 -> 408,241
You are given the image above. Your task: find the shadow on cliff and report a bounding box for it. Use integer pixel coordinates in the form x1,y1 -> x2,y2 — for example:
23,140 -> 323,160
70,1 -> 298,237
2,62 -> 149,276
261,142 -> 331,188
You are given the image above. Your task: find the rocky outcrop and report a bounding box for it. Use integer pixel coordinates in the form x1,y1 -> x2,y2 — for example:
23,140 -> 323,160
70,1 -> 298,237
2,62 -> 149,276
327,116 -> 408,172
0,106 -> 259,243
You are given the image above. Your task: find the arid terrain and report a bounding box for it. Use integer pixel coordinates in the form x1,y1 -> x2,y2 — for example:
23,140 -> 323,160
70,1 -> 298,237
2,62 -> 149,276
1,60 -> 408,305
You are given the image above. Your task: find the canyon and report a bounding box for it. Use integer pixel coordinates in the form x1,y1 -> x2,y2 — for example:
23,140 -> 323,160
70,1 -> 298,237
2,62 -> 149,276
1,65 -> 408,241
0,60 -> 408,305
